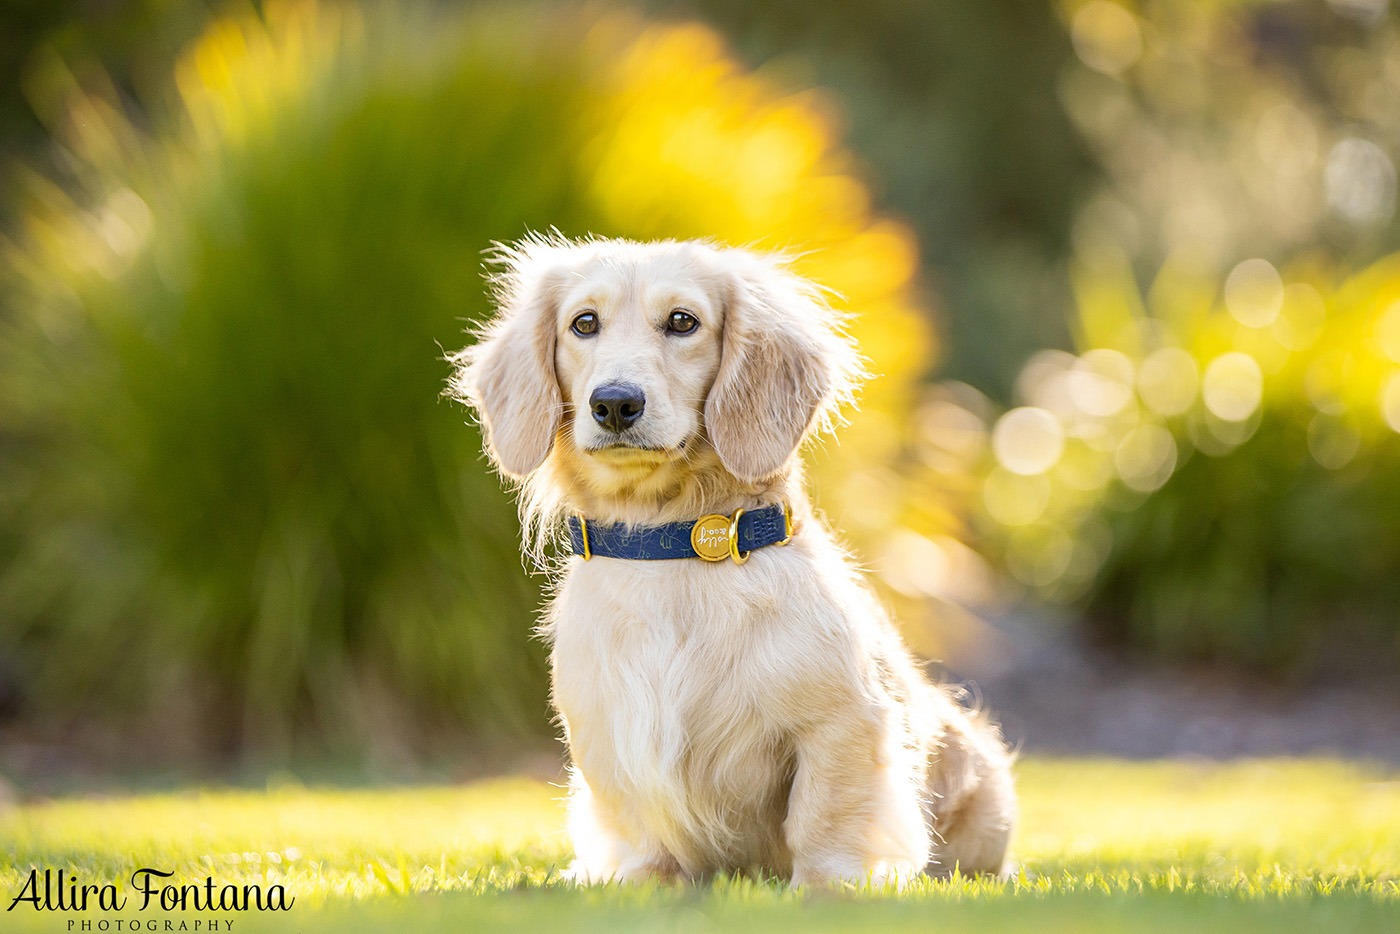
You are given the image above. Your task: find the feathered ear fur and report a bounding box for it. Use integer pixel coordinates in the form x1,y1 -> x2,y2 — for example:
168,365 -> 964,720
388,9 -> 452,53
703,250 -> 863,482
448,241 -> 567,478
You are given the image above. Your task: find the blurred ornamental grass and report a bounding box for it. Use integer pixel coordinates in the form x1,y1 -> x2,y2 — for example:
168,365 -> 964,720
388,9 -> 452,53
963,245 -> 1400,675
0,1 -> 940,763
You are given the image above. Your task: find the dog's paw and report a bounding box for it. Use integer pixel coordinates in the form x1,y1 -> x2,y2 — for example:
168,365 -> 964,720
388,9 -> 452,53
791,858 -> 919,891
562,855 -> 681,886
867,860 -> 921,890
560,859 -> 613,886
614,852 -> 683,885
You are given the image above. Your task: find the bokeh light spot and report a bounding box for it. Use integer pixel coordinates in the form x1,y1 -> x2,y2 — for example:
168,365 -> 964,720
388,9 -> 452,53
1137,346 -> 1199,416
1114,424 -> 1178,492
1224,258 -> 1284,328
915,397 -> 988,473
1202,352 -> 1264,422
1071,2 -> 1143,76
1325,138 -> 1396,225
1307,415 -> 1360,470
1069,348 -> 1136,417
1016,349 -> 1079,419
992,406 -> 1066,476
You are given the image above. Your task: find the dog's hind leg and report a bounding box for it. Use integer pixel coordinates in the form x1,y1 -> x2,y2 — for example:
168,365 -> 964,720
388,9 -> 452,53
923,711 -> 1017,878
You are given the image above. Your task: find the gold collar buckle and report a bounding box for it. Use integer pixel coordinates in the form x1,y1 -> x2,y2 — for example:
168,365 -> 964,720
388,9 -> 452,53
690,502 -> 793,566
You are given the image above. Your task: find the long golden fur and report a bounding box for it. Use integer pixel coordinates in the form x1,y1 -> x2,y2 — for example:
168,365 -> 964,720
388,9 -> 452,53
450,234 -> 1016,886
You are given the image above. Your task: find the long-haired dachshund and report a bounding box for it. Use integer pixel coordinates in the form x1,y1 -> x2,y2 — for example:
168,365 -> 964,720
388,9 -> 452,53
451,234 -> 1015,886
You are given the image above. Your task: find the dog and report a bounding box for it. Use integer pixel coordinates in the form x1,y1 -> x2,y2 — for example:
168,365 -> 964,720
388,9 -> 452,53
450,234 -> 1016,886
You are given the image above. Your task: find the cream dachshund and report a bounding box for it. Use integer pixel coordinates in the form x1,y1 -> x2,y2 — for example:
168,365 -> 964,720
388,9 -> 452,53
450,235 -> 1016,886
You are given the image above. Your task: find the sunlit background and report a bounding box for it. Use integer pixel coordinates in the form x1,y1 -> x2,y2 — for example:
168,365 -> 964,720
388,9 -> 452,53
2,0 -> 1398,781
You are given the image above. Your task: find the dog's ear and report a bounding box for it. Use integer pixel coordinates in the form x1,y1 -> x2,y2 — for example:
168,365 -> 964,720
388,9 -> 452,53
704,251 -> 862,482
449,243 -> 567,479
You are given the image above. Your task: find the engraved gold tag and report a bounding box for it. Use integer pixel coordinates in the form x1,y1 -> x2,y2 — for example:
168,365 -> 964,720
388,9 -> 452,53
690,514 -> 733,561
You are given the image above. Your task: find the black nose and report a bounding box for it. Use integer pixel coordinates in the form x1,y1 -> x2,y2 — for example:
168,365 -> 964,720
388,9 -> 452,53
590,382 -> 646,433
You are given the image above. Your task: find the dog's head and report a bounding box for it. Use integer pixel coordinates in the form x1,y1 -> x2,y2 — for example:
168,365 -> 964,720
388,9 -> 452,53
450,236 -> 860,490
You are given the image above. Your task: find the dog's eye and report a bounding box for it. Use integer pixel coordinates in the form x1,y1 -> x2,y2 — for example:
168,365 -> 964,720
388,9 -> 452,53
666,310 -> 699,335
570,312 -> 599,337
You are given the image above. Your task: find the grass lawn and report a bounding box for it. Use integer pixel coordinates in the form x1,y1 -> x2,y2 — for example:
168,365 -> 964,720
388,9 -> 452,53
2,758 -> 1397,932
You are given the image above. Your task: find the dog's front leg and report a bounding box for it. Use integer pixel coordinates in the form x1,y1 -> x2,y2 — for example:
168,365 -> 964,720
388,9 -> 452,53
783,711 -> 931,888
565,769 -> 683,885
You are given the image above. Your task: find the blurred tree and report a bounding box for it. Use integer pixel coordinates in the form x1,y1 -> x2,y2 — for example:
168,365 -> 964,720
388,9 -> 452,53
0,1 -> 938,765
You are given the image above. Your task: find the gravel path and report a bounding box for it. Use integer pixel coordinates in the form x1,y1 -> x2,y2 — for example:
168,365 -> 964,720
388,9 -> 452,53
936,607 -> 1400,762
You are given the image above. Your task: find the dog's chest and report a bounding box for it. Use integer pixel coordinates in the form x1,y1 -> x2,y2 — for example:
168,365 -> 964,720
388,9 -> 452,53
549,559 -> 795,864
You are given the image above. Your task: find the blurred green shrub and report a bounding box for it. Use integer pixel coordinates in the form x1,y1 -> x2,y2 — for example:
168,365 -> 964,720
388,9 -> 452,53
946,1 -> 1400,678
0,1 -> 937,763
966,248 -> 1400,676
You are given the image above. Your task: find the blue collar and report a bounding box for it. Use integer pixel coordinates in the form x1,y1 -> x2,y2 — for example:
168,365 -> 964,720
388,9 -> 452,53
567,502 -> 792,566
